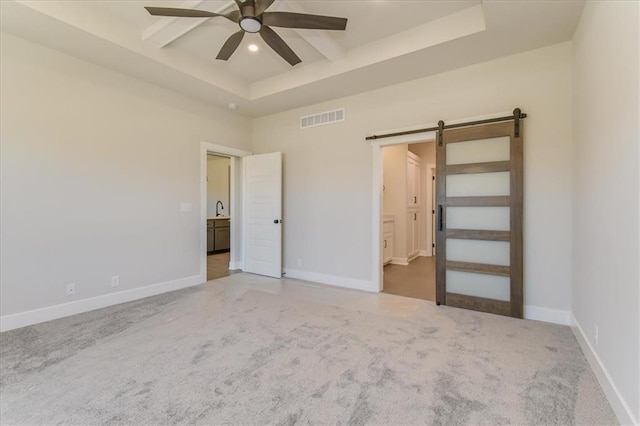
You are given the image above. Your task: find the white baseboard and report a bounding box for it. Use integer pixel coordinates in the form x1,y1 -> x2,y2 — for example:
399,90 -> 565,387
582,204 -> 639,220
419,250 -> 433,257
571,314 -> 636,425
284,269 -> 375,292
523,305 -> 571,325
0,274 -> 205,332
390,257 -> 409,266
228,261 -> 244,271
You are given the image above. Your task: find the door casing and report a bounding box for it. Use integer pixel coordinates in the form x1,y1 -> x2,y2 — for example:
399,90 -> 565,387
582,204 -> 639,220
200,142 -> 252,281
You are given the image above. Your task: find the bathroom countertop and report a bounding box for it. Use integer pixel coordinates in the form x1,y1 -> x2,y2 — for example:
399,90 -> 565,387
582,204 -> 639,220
207,216 -> 231,220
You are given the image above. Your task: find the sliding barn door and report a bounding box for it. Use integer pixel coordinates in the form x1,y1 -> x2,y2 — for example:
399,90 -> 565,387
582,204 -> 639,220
435,121 -> 523,317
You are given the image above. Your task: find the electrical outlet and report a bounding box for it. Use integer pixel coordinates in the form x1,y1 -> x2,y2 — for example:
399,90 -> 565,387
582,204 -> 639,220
66,283 -> 76,296
593,324 -> 599,345
111,276 -> 119,288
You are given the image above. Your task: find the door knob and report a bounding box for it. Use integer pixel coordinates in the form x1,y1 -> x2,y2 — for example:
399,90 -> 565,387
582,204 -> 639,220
273,219 -> 281,224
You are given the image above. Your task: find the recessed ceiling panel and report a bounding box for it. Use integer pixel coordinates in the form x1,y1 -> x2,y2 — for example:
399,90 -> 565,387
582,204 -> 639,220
299,0 -> 480,50
169,23 -> 325,82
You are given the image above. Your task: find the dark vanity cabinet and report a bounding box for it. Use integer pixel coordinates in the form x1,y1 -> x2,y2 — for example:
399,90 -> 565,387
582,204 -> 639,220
207,218 -> 230,254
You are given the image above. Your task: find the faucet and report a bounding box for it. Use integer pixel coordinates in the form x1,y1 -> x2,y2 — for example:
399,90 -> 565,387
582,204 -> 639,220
216,201 -> 224,217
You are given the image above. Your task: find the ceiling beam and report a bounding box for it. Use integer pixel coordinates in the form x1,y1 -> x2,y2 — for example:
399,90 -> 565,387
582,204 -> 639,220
142,0 -> 237,48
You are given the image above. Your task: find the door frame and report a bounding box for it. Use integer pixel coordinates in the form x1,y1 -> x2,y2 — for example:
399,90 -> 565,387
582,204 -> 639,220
369,111 -> 515,292
200,142 -> 252,281
372,134 -> 437,292
424,163 -> 436,257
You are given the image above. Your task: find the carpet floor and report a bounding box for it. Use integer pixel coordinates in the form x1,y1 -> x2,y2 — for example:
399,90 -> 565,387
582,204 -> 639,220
0,274 -> 617,425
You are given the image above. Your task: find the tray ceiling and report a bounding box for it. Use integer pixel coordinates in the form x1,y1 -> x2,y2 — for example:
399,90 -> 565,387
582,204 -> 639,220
0,0 -> 585,116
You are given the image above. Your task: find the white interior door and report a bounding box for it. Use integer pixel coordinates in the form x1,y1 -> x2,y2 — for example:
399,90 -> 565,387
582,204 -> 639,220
243,152 -> 282,278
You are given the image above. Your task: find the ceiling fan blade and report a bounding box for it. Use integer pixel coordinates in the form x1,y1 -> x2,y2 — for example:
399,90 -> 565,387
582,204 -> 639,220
262,12 -> 347,30
145,7 -> 238,22
255,0 -> 275,15
259,26 -> 301,66
216,30 -> 245,61
228,10 -> 242,22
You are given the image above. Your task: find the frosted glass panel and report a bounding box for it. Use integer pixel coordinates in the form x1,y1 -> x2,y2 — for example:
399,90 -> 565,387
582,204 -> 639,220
447,207 -> 510,231
447,239 -> 510,265
447,172 -> 510,197
446,136 -> 510,165
447,270 -> 510,301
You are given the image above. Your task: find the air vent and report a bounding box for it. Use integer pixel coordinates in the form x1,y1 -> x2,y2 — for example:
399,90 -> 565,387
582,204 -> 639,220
300,108 -> 345,129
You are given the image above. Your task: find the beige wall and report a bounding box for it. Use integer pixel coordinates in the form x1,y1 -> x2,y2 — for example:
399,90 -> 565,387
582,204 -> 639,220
382,144 -> 408,260
0,33 -> 251,318
409,142 -> 436,253
207,156 -> 230,218
571,1 -> 639,422
253,42 -> 573,315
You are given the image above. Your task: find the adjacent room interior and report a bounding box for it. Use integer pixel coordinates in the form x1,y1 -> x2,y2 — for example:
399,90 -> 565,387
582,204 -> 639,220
1,0 -> 638,424
206,153 -> 234,280
382,141 -> 436,301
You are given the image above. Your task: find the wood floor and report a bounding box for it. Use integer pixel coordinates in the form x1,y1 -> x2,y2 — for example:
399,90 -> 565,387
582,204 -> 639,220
382,256 -> 436,301
207,252 -> 240,281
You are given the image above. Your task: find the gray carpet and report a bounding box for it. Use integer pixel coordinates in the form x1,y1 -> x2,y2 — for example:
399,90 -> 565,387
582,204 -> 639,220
1,278 -> 617,425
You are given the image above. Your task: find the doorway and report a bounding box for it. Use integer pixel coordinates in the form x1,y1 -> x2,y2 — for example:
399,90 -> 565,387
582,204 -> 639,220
370,109 -> 525,318
200,142 -> 251,282
380,141 -> 436,301
200,143 -> 284,282
206,154 -> 233,280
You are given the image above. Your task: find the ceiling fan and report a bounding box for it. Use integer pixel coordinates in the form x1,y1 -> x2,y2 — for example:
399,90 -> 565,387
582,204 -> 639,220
145,0 -> 348,66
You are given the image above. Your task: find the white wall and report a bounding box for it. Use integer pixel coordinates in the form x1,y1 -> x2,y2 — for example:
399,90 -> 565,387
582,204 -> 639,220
0,33 -> 251,323
207,156 -> 230,218
253,42 -> 573,317
409,142 -> 436,253
571,1 -> 640,423
383,144 -> 408,260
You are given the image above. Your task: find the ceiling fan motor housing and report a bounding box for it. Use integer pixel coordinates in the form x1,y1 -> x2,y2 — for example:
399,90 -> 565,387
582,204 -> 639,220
239,4 -> 262,33
240,17 -> 262,33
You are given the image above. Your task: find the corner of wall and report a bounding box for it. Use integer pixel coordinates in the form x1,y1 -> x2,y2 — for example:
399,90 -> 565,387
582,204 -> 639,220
571,314 -> 638,425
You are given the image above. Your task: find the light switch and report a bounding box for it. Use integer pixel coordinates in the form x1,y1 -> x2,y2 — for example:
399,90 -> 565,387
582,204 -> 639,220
180,202 -> 192,212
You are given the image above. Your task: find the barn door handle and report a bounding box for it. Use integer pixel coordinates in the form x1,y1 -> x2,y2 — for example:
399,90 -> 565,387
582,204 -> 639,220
438,205 -> 444,231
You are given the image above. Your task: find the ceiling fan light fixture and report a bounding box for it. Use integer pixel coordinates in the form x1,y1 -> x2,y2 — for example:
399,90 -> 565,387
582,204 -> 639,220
248,44 -> 259,52
239,17 -> 262,33
144,4 -> 347,66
